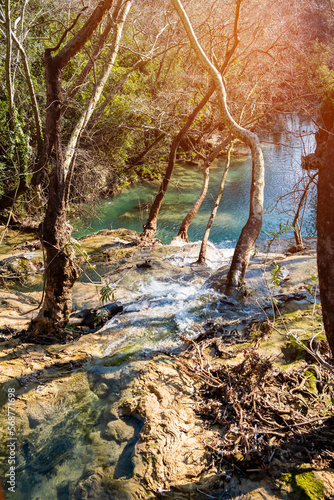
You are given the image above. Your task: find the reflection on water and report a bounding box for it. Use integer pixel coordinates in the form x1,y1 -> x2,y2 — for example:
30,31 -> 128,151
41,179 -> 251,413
74,117 -> 317,245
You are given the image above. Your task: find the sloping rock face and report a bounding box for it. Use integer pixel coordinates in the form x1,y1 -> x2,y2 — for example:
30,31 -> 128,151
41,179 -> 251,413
70,357 -> 213,499
126,359 -> 211,495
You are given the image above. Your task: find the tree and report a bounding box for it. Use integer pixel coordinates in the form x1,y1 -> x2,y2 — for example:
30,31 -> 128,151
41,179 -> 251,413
171,0 -> 265,288
175,136 -> 230,243
316,99 -> 334,357
197,141 -> 234,264
0,1 -> 41,212
140,0 -> 242,243
28,0 -> 132,339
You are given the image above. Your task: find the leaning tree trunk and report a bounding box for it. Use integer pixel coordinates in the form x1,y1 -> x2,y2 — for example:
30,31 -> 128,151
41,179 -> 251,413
171,0 -> 265,288
317,120 -> 334,357
141,1 -> 241,244
177,137 -> 230,242
140,84 -> 215,243
198,142 -> 233,264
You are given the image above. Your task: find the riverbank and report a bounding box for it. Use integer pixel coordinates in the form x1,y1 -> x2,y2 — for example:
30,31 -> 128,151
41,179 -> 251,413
0,231 -> 333,499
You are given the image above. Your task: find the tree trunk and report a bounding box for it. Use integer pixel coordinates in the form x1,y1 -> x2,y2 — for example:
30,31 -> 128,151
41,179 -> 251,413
140,84 -> 215,243
140,0 -> 241,244
317,120 -> 334,357
31,0 -> 116,189
28,171 -> 79,338
198,142 -> 233,263
63,0 -> 131,180
177,137 -> 229,242
171,0 -> 265,288
29,0 -> 117,339
292,172 -> 317,249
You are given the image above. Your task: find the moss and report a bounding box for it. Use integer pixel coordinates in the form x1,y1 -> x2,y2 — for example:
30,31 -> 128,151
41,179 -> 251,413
304,369 -> 318,393
280,470 -> 325,500
294,471 -> 325,500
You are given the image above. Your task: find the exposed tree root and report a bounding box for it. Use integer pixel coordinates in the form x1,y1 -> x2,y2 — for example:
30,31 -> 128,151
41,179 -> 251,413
175,333 -> 334,474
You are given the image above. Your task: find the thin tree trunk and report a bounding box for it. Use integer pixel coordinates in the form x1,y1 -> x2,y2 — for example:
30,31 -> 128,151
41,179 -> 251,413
5,0 -> 14,130
317,121 -> 334,357
11,31 -> 43,149
171,0 -> 265,288
91,57 -> 144,127
126,133 -> 166,169
140,84 -> 215,243
292,172 -> 317,249
177,137 -> 229,242
67,16 -> 113,103
198,142 -> 233,263
63,0 -> 131,180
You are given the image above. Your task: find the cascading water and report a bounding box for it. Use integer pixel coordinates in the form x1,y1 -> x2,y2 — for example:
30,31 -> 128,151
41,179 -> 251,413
0,117 -> 319,499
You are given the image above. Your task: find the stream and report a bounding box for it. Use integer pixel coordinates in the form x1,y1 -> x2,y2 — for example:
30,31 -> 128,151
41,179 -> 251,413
74,115 -> 317,246
0,116 -> 319,499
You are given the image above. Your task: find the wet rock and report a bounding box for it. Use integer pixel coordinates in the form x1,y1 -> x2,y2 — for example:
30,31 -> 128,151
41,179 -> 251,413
88,431 -> 121,466
103,419 -> 135,443
123,358 -> 212,492
93,382 -> 109,398
71,468 -> 111,500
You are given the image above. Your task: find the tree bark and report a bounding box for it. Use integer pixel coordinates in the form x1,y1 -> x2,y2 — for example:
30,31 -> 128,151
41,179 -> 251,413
197,142 -> 233,263
170,0 -> 265,288
317,120 -> 334,357
177,137 -> 229,242
140,84 -> 215,243
140,1 -> 241,244
29,0 -> 118,339
63,0 -> 131,181
31,0 -> 116,188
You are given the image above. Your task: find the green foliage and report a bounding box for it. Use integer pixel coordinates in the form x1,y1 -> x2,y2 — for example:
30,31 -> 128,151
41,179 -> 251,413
271,262 -> 282,286
265,221 -> 292,253
0,104 -> 32,197
100,281 -> 115,305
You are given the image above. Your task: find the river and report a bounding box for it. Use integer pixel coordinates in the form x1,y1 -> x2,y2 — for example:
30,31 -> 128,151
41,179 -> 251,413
74,115 -> 317,246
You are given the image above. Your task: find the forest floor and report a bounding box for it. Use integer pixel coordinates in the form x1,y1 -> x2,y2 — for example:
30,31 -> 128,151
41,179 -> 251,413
0,229 -> 333,499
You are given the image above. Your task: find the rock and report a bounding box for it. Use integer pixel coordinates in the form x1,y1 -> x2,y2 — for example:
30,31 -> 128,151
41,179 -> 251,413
103,419 -> 135,443
71,468 -> 111,500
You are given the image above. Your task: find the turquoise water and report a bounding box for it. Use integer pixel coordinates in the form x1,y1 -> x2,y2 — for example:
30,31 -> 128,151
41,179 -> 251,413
74,118 -> 317,246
